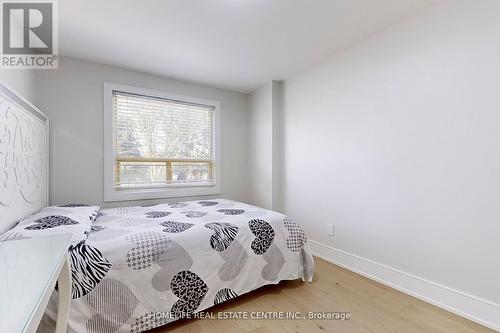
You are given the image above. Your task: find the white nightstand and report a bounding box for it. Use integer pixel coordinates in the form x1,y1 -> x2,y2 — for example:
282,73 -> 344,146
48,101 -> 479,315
0,234 -> 72,333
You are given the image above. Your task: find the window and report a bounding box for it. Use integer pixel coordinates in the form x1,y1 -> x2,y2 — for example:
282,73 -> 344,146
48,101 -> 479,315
104,82 -> 221,201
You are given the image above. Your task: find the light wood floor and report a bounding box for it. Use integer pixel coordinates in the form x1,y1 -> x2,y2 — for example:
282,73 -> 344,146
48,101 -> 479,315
154,258 -> 494,333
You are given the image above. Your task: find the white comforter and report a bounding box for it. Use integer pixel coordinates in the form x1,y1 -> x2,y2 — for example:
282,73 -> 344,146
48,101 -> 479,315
43,199 -> 314,333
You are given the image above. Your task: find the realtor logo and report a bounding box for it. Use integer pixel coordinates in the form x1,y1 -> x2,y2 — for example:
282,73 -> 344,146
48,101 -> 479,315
1,0 -> 58,69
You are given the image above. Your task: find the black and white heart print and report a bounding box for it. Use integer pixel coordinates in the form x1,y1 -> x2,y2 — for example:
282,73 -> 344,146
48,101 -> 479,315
86,278 -> 138,333
198,201 -> 218,207
25,215 -> 79,230
68,240 -> 112,299
130,313 -> 170,333
151,241 -> 194,292
125,232 -> 170,270
214,288 -> 238,305
217,209 -> 245,215
218,240 -> 248,281
160,221 -> 194,233
181,211 -> 207,218
39,198 -> 316,333
170,270 -> 209,318
248,219 -> 275,255
118,218 -> 150,227
261,244 -> 285,281
204,222 -> 239,252
283,217 -> 306,252
168,202 -> 189,208
145,211 -> 171,218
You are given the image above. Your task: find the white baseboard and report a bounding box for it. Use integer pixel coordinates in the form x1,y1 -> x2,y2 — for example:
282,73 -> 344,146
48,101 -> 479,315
309,240 -> 500,332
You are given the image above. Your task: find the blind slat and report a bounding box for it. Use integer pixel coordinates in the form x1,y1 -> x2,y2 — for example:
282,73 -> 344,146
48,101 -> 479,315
113,90 -> 215,187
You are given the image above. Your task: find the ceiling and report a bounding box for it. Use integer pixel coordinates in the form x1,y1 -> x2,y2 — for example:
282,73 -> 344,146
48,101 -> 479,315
59,0 -> 437,93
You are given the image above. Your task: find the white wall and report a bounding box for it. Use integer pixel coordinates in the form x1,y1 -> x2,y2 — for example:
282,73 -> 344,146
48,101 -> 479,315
248,83 -> 273,209
1,70 -> 36,101
248,81 -> 281,210
281,0 -> 500,329
29,57 -> 250,207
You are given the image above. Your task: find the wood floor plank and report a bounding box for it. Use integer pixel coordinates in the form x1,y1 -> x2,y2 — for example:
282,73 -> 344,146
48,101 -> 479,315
152,257 -> 495,333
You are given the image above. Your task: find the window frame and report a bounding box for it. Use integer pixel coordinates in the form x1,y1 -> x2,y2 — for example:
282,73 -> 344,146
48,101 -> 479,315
103,81 -> 221,202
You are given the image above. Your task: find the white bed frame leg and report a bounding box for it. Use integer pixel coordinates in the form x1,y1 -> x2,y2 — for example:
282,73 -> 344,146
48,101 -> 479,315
55,256 -> 71,333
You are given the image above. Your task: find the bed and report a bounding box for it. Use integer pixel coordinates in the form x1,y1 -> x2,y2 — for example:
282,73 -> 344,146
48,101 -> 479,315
44,199 -> 314,332
0,83 -> 314,333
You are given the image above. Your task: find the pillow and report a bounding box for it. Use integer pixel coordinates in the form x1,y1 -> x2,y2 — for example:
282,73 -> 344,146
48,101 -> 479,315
43,204 -> 101,223
0,204 -> 100,245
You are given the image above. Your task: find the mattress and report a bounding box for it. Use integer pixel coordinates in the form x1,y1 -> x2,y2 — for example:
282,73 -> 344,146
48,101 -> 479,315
43,199 -> 314,333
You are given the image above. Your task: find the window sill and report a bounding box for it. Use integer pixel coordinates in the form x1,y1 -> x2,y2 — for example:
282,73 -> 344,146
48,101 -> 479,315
103,184 -> 221,202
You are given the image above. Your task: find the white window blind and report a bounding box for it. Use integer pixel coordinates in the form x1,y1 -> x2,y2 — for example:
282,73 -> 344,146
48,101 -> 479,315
113,91 -> 215,189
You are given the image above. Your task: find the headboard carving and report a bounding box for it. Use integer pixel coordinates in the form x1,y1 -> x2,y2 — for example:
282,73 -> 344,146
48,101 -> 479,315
0,83 -> 48,234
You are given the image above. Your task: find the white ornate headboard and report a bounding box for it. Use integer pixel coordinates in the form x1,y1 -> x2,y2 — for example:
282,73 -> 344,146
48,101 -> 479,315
0,83 -> 48,234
